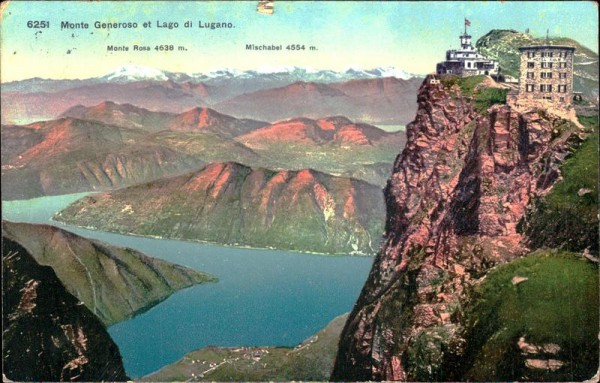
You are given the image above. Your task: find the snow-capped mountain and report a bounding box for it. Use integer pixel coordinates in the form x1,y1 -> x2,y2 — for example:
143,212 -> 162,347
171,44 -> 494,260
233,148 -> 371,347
100,65 -> 193,83
2,64 -> 422,93
100,65 -> 421,84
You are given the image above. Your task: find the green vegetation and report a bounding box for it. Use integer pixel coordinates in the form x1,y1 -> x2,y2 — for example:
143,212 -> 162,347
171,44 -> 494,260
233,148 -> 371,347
439,75 -> 508,113
473,88 -> 509,114
142,314 -> 347,381
407,326 -> 451,381
459,250 -> 599,381
440,75 -> 487,97
522,115 -> 598,253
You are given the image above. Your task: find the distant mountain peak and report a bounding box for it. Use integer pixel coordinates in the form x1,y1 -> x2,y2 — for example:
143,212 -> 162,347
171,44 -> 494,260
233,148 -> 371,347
96,65 -> 421,84
101,65 -> 171,82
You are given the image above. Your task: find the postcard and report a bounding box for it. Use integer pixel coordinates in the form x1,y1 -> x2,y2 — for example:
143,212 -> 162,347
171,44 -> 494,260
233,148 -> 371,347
1,1 -> 598,381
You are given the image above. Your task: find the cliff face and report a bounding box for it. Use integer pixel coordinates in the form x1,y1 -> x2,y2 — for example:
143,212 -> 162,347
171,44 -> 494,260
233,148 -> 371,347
3,221 -> 217,326
332,76 -> 586,380
55,162 -> 385,255
2,237 -> 129,381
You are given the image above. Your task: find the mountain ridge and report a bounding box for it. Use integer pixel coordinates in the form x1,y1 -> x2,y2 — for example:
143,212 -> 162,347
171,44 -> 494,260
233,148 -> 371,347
54,161 -> 386,255
3,221 -> 217,326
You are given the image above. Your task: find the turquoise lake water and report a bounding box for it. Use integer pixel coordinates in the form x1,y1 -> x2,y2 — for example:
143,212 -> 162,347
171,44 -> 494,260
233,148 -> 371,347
2,194 -> 373,378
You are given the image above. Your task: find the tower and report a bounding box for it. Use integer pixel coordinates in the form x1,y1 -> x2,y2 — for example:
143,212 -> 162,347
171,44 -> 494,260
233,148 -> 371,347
460,32 -> 473,50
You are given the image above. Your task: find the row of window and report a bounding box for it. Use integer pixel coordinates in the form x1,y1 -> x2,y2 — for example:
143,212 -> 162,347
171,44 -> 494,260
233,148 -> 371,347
526,72 -> 568,79
541,96 -> 567,102
526,61 -> 568,69
526,51 -> 570,58
525,84 -> 569,93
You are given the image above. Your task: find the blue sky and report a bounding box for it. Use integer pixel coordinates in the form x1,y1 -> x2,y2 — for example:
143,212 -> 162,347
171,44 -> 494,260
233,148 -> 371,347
1,1 -> 597,81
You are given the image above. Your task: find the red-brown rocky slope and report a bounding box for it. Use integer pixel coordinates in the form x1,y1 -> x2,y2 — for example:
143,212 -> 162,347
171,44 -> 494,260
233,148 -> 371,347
332,76 -> 587,381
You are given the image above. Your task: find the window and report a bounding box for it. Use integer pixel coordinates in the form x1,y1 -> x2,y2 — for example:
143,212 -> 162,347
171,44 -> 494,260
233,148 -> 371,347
559,62 -> 567,68
527,51 -> 534,58
526,84 -> 534,92
559,72 -> 567,79
541,72 -> 553,79
543,96 -> 552,101
558,85 -> 567,93
541,62 -> 553,68
467,62 -> 471,68
527,62 -> 535,68
527,72 -> 535,79
560,97 -> 565,102
540,84 -> 553,93
541,52 -> 554,58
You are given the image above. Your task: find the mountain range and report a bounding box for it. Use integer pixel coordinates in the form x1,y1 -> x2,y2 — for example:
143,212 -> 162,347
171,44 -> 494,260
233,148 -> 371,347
1,65 -> 421,125
2,65 -> 420,92
215,77 -> 421,123
2,103 -> 405,200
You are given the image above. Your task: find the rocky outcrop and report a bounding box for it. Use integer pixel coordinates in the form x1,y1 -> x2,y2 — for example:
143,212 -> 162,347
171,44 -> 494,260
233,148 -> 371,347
167,107 -> 267,137
54,162 -> 385,255
2,237 -> 129,381
3,221 -> 217,326
332,76 -> 587,381
236,116 -> 397,148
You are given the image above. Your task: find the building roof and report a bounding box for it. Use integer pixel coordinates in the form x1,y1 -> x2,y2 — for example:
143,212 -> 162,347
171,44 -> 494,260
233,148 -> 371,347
518,45 -> 576,51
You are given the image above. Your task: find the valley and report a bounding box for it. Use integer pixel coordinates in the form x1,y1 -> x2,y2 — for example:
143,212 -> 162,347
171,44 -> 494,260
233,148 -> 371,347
2,195 -> 372,378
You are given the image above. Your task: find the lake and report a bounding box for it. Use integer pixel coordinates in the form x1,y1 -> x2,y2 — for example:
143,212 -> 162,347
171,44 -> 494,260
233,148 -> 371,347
376,124 -> 406,132
2,194 -> 373,378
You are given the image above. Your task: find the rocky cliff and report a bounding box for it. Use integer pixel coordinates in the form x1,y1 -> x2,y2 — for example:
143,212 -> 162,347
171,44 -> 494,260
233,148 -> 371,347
2,237 -> 129,381
332,75 -> 592,381
54,162 -> 385,255
3,221 -> 217,325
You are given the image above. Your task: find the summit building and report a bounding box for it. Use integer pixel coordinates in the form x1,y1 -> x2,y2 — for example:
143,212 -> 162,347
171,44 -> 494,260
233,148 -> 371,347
436,20 -> 499,77
511,45 -> 576,109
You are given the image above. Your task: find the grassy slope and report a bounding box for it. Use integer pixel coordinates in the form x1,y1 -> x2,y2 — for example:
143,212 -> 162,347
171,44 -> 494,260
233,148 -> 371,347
460,251 -> 598,381
523,115 -> 598,253
142,314 -> 348,382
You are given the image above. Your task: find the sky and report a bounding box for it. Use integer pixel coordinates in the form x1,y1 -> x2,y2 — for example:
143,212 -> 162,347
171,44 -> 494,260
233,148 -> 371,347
1,1 -> 598,82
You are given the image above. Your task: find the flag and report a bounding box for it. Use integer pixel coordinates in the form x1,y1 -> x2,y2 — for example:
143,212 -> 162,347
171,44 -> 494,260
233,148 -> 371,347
465,18 -> 471,27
